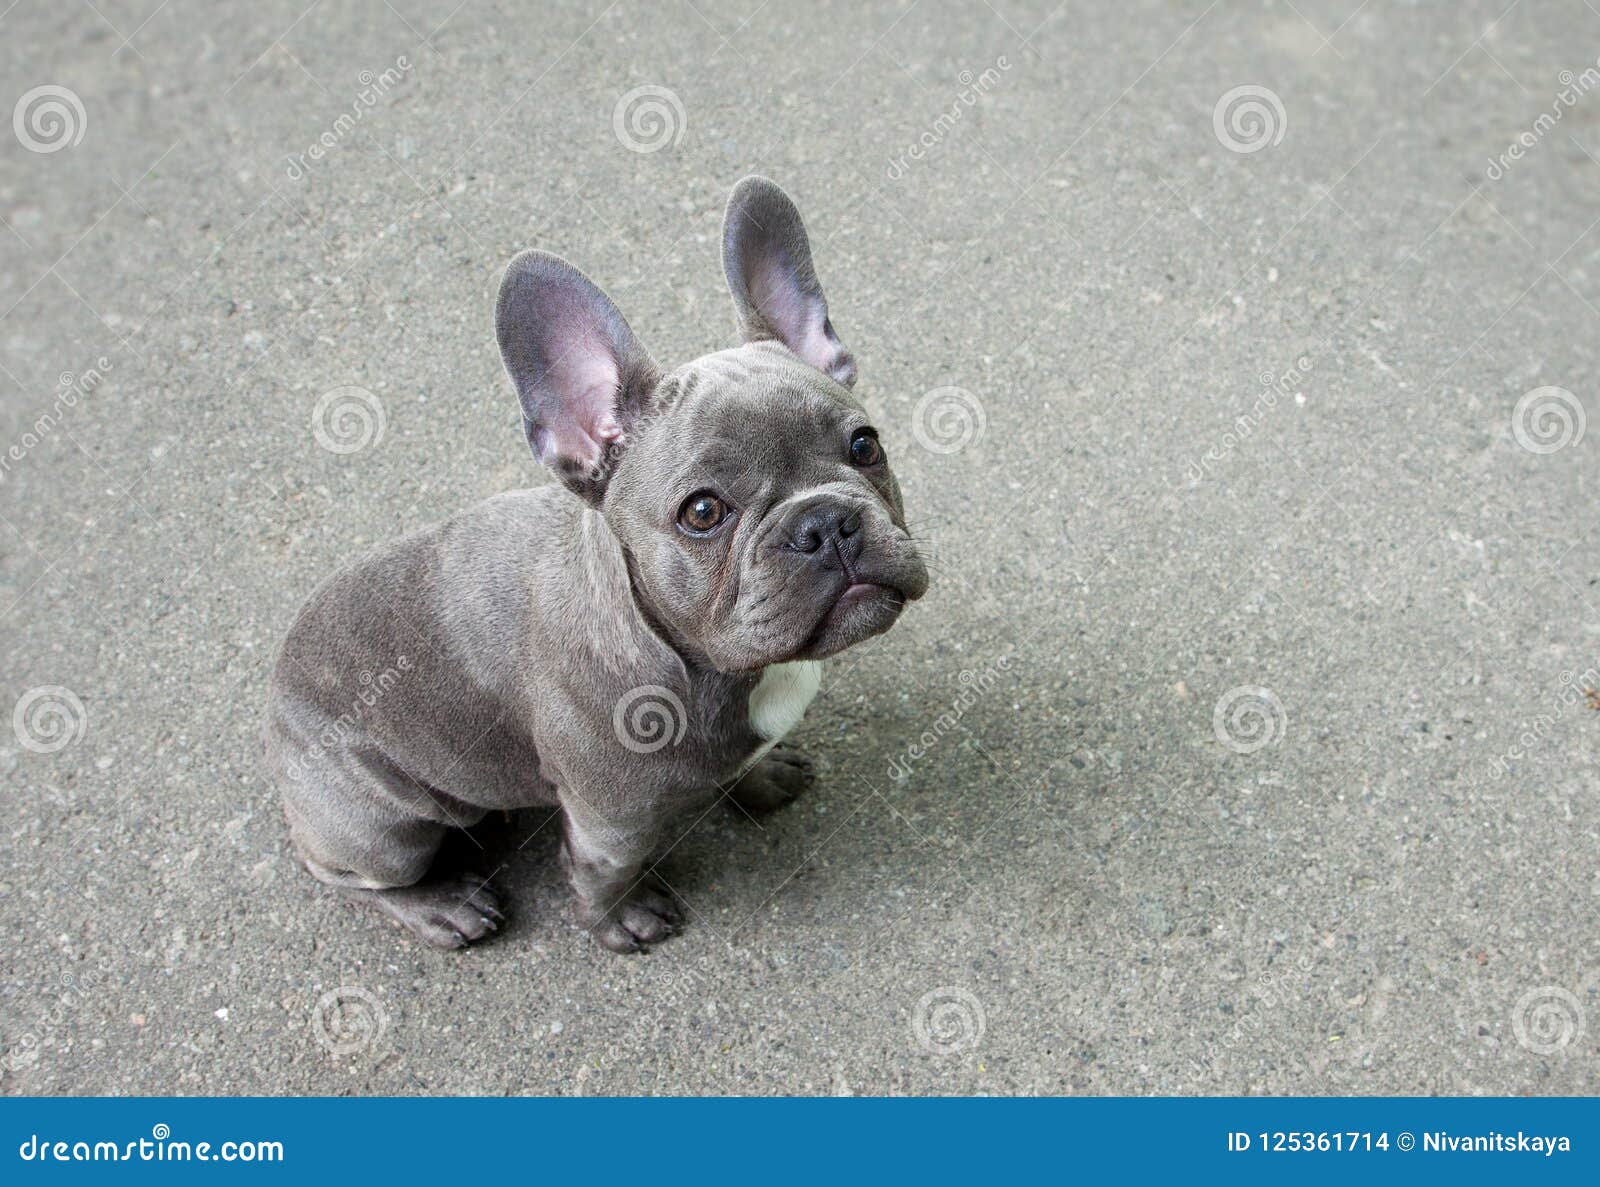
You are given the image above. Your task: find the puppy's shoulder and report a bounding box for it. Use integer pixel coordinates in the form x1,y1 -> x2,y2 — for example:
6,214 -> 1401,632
469,484 -> 573,528
437,485 -> 576,556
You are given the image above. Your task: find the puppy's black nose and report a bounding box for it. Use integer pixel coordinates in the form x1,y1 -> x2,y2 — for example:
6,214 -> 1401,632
786,506 -> 862,554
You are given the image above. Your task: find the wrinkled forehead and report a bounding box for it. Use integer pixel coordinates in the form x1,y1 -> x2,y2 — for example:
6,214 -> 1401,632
651,344 -> 864,466
671,342 -> 859,413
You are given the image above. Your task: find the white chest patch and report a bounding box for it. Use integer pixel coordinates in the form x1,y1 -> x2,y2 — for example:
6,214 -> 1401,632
748,660 -> 822,742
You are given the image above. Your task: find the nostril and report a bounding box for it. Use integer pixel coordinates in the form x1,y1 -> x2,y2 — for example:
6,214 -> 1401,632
784,506 -> 858,553
788,527 -> 824,554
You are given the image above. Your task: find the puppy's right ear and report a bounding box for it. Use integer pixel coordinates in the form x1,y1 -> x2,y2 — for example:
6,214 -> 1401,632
496,250 -> 659,501
722,176 -> 857,388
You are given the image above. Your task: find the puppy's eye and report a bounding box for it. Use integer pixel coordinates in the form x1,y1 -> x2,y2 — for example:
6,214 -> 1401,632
678,491 -> 727,533
849,429 -> 884,467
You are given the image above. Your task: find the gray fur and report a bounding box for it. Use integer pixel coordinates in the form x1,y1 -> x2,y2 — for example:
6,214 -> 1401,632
264,177 -> 928,953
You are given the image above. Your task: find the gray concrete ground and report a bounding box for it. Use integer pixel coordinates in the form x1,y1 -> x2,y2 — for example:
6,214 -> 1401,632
2,0 -> 1598,1096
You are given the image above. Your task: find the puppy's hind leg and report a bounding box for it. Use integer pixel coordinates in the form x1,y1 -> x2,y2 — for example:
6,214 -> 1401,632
352,876 -> 505,951
287,792 -> 505,951
303,853 -> 506,951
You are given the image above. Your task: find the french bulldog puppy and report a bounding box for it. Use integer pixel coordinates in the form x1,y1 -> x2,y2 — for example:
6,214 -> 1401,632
264,177 -> 928,953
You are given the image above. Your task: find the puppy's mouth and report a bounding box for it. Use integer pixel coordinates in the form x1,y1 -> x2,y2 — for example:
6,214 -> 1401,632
800,580 -> 907,659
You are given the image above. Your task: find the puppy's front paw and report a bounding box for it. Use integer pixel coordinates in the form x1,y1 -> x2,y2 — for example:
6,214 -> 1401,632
584,877 -> 683,954
729,747 -> 815,812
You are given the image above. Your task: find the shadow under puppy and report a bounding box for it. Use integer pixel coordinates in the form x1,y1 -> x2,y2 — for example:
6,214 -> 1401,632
264,177 -> 929,953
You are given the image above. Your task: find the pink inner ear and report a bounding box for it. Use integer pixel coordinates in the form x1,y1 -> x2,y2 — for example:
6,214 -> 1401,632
752,257 -> 836,373
539,307 -> 624,465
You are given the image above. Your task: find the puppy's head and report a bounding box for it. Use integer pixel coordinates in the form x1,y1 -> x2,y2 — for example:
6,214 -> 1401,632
496,176 -> 928,672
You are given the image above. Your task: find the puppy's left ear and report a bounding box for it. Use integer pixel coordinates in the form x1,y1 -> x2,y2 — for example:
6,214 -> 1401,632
722,176 -> 857,388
